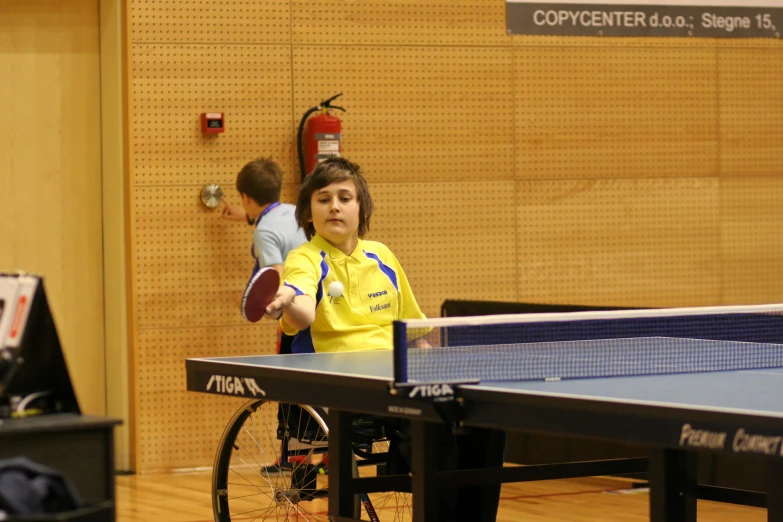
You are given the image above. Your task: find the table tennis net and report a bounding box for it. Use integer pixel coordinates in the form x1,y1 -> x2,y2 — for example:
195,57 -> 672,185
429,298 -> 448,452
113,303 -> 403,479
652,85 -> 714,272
393,304 -> 783,384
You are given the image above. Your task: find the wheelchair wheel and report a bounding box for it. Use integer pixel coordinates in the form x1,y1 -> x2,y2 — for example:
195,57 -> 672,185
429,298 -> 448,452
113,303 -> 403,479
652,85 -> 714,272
355,437 -> 413,521
212,399 -> 358,521
213,400 -> 413,521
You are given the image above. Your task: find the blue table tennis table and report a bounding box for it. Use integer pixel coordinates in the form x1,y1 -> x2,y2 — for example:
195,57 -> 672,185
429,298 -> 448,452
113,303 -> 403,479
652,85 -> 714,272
186,337 -> 783,522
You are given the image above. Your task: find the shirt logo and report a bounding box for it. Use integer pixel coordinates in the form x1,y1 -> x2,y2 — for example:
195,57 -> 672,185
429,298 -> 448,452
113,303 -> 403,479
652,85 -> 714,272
368,290 -> 388,299
370,302 -> 391,313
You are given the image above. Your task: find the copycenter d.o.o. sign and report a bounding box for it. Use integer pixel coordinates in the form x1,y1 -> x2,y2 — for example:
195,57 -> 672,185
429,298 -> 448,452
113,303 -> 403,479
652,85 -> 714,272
506,0 -> 783,37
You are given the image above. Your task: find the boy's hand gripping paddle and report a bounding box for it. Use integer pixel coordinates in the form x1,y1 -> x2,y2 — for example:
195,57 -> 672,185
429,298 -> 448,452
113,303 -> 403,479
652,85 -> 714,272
241,267 -> 280,322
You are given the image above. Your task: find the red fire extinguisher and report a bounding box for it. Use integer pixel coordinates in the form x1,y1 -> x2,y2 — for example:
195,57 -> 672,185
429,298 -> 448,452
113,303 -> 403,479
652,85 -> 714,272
297,93 -> 346,182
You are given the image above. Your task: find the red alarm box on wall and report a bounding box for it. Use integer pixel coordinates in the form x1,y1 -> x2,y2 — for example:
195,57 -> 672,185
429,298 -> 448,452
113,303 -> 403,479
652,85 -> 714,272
201,112 -> 225,134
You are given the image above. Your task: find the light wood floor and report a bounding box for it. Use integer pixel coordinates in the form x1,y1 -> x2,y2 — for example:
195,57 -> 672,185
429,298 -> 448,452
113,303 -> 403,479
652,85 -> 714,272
116,470 -> 765,522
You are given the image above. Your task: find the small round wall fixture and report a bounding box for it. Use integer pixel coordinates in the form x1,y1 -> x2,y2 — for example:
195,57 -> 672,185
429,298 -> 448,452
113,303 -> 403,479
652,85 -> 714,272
200,184 -> 223,208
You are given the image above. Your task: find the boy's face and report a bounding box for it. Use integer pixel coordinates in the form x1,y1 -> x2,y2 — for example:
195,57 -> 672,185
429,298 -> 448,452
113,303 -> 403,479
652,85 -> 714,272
309,179 -> 360,246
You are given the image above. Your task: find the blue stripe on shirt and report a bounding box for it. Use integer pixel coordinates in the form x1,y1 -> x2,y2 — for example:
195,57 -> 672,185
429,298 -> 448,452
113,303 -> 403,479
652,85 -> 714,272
284,282 -> 305,296
315,251 -> 328,305
364,250 -> 398,291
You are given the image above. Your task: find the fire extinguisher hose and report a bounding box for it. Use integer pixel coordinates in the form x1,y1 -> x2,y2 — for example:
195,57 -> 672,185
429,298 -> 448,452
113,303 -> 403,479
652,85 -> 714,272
296,105 -> 321,183
296,93 -> 345,183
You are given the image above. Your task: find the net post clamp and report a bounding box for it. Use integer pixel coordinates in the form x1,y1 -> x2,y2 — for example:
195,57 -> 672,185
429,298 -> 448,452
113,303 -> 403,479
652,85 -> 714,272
389,381 -> 478,433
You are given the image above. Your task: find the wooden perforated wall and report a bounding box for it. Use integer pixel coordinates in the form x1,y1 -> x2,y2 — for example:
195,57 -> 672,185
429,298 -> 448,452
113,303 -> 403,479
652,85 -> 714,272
1,0 -> 106,416
128,0 -> 783,471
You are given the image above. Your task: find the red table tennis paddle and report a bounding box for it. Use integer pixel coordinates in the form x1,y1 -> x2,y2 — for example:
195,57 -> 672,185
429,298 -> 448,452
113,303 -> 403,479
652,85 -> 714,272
241,267 -> 280,323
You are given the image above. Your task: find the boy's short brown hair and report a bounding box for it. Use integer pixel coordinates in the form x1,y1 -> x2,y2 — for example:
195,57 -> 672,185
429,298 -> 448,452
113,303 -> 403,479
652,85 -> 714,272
296,158 -> 374,240
236,157 -> 283,205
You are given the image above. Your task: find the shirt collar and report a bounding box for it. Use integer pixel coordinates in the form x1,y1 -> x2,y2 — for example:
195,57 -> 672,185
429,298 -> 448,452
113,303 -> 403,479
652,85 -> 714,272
311,234 -> 364,261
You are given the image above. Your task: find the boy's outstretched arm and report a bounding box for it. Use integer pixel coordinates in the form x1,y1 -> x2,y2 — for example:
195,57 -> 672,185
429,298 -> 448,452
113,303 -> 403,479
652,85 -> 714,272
220,196 -> 247,222
265,285 -> 315,331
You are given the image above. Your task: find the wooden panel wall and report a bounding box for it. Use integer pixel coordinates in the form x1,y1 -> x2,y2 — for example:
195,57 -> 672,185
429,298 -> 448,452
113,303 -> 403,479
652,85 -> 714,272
128,0 -> 783,471
0,0 -> 106,416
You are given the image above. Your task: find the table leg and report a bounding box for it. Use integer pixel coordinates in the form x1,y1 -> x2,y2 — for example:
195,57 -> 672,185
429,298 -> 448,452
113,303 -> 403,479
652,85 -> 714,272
649,449 -> 697,522
328,409 -> 355,520
411,420 -> 440,522
767,460 -> 783,522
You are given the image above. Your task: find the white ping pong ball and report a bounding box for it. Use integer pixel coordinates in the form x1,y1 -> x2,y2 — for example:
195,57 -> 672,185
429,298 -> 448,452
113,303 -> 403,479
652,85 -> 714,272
327,281 -> 344,297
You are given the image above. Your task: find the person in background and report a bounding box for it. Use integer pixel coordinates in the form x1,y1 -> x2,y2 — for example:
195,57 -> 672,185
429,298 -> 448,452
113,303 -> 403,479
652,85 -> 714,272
221,156 -> 307,354
221,156 -> 308,473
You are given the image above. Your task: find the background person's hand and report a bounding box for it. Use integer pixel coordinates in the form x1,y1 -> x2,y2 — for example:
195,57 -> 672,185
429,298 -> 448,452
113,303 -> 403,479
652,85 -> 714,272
220,196 -> 247,222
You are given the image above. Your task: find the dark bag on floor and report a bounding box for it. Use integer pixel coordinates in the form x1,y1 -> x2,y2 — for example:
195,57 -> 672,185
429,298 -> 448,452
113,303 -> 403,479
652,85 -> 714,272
0,456 -> 83,516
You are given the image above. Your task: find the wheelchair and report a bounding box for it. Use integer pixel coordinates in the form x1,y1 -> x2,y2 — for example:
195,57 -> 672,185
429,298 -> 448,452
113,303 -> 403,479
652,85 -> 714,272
211,398 -> 413,521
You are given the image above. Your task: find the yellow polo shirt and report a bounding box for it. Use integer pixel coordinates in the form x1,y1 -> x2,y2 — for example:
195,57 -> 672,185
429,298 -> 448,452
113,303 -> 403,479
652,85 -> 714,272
280,234 -> 426,353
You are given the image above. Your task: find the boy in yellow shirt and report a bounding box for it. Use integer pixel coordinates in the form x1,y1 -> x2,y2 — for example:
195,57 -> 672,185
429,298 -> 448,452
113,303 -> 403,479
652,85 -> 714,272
266,158 -> 503,522
265,157 -> 425,352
